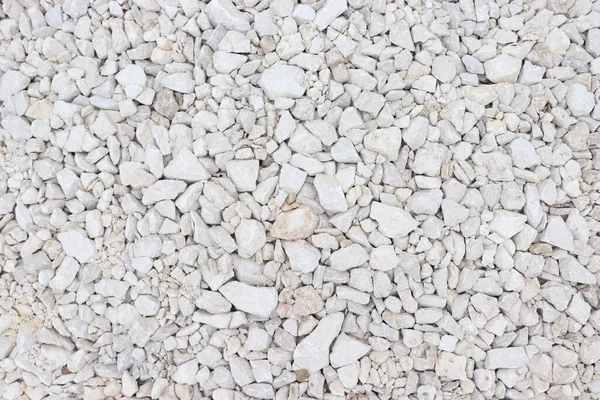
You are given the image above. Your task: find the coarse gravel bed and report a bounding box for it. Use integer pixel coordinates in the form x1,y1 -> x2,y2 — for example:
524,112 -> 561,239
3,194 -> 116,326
0,0 -> 600,399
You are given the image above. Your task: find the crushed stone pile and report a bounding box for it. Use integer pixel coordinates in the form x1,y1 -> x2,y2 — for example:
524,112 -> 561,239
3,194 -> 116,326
0,0 -> 600,399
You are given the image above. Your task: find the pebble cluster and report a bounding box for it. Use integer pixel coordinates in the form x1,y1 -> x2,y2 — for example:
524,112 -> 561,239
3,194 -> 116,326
0,0 -> 600,399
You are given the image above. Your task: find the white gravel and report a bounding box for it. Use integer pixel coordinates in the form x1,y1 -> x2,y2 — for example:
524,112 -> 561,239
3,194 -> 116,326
0,0 -> 600,399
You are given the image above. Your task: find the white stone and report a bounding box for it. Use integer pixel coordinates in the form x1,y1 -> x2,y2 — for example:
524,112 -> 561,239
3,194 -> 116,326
2,115 -> 32,141
235,219 -> 266,259
330,334 -> 371,368
566,83 -> 595,116
164,148 -> 210,182
329,244 -> 369,271
172,360 -> 199,385
293,312 -> 344,372
403,116 -> 429,150
115,64 -> 147,99
587,29 -> 600,57
520,60 -> 545,85
162,72 -> 195,94
49,256 -> 80,292
559,256 -> 596,285
435,352 -> 468,380
293,5 -> 316,21
135,295 -> 160,316
462,55 -> 485,74
331,138 -> 361,163
280,164 -> 307,194
473,369 -> 495,392
128,316 -> 159,347
282,240 -> 321,273
242,384 -> 274,399
293,286 -> 324,315
206,0 -> 251,32
471,293 -> 499,319
96,279 -> 130,300
484,347 -> 529,369
471,151 -> 513,181
413,75 -> 437,92
580,337 -> 600,365
218,31 -> 252,54
369,246 -> 399,271
406,190 -> 443,215
58,229 -> 96,263
355,91 -> 385,116
142,180 -> 187,205
0,71 -> 30,101
56,168 -> 82,199
370,202 -> 419,238
337,362 -> 360,389
363,127 -> 402,161
305,120 -> 337,146
63,0 -> 89,18
463,86 -> 497,105
229,355 -> 254,386
25,99 -> 53,120
539,216 -> 574,251
484,54 -> 522,83
226,159 -> 259,192
89,111 -> 117,140
254,10 -> 279,37
412,144 -> 447,176
488,210 -> 528,239
314,174 -> 348,213
277,33 -> 305,60
2,0 -> 599,395
246,327 -> 271,351
314,0 -> 347,31
220,282 -> 278,317
566,293 -> 591,325
389,21 -> 414,50
288,129 -> 322,154
195,291 -> 232,314
508,138 -> 540,169
85,210 -> 103,239
122,372 -> 138,397
258,65 -> 306,100
214,51 -> 248,74
432,56 -> 457,83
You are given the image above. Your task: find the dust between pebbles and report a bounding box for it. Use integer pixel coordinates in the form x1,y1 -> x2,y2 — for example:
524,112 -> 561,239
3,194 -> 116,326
0,0 -> 600,399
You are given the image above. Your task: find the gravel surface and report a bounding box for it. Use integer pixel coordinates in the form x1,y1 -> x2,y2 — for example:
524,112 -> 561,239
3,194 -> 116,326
1,0 -> 600,399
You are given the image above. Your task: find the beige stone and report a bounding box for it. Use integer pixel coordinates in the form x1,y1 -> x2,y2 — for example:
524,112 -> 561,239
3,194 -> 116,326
271,205 -> 318,240
293,286 -> 324,315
